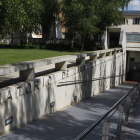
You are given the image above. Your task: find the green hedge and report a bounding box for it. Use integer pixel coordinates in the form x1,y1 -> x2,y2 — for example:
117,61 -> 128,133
0,43 -> 81,50
0,43 -> 102,51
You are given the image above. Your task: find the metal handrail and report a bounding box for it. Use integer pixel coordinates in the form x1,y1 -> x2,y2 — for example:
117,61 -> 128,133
75,82 -> 139,140
58,74 -> 125,87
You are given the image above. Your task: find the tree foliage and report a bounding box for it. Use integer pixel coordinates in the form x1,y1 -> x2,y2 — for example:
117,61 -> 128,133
60,0 -> 131,49
0,0 -> 132,47
0,0 -> 43,38
60,0 -> 131,36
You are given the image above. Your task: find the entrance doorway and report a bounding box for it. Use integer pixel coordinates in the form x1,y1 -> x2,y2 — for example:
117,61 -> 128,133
109,32 -> 120,48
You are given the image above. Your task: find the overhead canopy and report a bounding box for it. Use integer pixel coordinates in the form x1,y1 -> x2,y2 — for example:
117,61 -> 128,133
108,27 -> 121,32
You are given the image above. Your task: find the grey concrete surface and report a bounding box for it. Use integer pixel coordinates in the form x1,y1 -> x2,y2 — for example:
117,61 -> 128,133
0,82 -> 136,140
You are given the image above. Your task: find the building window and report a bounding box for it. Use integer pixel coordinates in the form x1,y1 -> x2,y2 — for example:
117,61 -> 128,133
126,33 -> 140,42
133,18 -> 140,25
123,18 -> 125,24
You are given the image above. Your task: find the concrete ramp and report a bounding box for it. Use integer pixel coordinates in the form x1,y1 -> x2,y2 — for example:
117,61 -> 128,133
0,82 -> 136,140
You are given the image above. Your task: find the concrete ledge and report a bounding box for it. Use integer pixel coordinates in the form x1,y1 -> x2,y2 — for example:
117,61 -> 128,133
0,48 -> 122,76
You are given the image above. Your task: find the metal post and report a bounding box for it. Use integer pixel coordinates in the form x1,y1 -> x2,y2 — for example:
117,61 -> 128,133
130,91 -> 135,113
138,84 -> 140,98
116,104 -> 124,140
125,96 -> 131,125
102,120 -> 110,140
135,87 -> 139,102
133,88 -> 137,105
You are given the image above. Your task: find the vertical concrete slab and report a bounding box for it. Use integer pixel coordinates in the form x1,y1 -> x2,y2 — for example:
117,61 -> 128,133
119,27 -> 126,54
54,79 -> 66,112
65,75 -> 77,106
33,88 -> 46,120
90,65 -> 100,96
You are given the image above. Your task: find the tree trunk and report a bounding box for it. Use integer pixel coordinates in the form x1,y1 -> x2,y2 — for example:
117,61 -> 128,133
71,33 -> 75,51
11,33 -> 14,47
81,36 -> 84,51
20,31 -> 23,48
42,18 -> 56,45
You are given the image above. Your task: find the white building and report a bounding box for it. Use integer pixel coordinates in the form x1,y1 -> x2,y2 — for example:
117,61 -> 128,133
104,11 -> 140,81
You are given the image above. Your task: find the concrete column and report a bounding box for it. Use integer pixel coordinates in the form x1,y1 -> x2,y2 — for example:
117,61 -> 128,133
107,29 -> 110,48
76,57 -> 85,65
55,61 -> 67,71
90,55 -> 97,61
20,68 -> 35,81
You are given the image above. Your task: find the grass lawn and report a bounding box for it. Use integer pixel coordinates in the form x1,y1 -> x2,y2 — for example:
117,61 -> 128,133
0,49 -> 87,66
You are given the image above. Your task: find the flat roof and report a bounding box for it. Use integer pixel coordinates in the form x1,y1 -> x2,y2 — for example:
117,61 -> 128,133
124,11 -> 140,16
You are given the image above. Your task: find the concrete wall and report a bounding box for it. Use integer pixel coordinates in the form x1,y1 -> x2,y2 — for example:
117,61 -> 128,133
127,42 -> 140,48
0,49 -> 126,135
122,15 -> 140,33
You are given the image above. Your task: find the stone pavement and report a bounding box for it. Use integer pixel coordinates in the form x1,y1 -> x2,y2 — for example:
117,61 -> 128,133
0,82 -> 136,140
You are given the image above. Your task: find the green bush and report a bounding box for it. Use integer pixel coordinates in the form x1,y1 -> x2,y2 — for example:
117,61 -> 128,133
0,43 -> 102,51
0,44 -> 46,49
0,42 -> 5,45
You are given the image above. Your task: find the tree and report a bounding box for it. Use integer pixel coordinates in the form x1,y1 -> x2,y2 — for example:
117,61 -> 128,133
60,0 -> 131,50
0,0 -> 43,45
40,0 -> 59,45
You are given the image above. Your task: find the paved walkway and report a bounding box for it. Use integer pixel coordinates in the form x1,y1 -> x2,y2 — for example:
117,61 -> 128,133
0,82 -> 136,140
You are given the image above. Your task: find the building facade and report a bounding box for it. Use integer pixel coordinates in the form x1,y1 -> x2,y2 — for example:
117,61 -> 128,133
106,11 -> 140,81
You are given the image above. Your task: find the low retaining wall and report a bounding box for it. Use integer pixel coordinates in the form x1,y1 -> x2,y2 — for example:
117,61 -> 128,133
0,48 -> 126,135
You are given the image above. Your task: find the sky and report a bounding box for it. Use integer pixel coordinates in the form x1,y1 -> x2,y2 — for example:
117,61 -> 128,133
127,0 -> 140,10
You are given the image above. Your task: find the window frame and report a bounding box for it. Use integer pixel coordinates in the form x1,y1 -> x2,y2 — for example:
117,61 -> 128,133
133,18 -> 140,25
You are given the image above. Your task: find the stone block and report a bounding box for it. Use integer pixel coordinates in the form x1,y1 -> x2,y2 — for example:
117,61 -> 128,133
90,55 -> 98,61
20,68 -> 35,81
55,61 -> 67,71
76,57 -> 85,65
